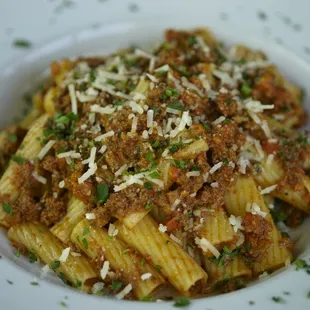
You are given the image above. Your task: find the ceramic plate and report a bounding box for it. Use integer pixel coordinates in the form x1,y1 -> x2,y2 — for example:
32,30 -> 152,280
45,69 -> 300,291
0,1 -> 310,309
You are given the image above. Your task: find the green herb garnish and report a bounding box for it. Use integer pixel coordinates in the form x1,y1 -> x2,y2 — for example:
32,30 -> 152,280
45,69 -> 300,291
82,238 -> 88,249
174,296 -> 190,307
50,260 -> 60,270
272,296 -> 285,303
12,156 -> 26,164
167,101 -> 185,111
144,182 -> 153,190
2,203 -> 13,216
294,259 -> 307,270
241,81 -> 252,98
96,183 -> 109,204
8,133 -> 17,143
111,280 -> 123,291
13,39 -> 32,48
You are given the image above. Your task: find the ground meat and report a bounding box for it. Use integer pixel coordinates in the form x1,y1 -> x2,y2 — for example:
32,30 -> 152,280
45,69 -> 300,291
94,185 -> 155,227
104,134 -> 148,172
283,204 -> 305,228
252,70 -> 305,126
208,123 -> 245,164
216,93 -> 238,117
243,213 -> 272,261
40,194 -> 67,227
15,190 -> 43,223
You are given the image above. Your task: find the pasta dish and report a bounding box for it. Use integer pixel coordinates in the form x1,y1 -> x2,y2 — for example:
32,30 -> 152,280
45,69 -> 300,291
0,28 -> 309,303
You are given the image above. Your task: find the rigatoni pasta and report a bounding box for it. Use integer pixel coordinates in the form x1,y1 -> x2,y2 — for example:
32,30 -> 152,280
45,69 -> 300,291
0,27 -> 308,303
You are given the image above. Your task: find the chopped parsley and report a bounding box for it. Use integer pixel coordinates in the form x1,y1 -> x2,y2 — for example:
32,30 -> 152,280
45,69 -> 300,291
96,183 -> 109,204
240,81 -> 252,98
155,264 -> 162,272
272,296 -> 285,303
82,238 -> 88,249
30,281 -> 39,286
141,258 -> 146,266
249,301 -> 255,305
145,202 -> 152,210
294,259 -> 308,270
149,171 -> 160,179
13,39 -> 32,48
167,101 -> 185,111
2,203 -> 13,216
140,296 -> 153,302
12,155 -> 26,164
82,227 -> 90,236
8,133 -> 17,143
111,280 -> 123,291
88,69 -> 96,83
112,99 -> 125,106
210,246 -> 239,267
307,291 -> 310,299
76,279 -> 82,288
188,35 -> 197,46
144,182 -> 153,190
7,280 -> 13,285
28,251 -> 37,263
174,296 -> 190,307
60,301 -> 67,308
174,160 -> 187,169
50,260 -> 61,270
146,150 -> 154,162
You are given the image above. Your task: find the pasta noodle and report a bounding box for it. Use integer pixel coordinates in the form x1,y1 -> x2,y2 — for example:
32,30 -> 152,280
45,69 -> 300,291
114,215 -> 207,295
8,222 -> 97,291
71,219 -> 165,298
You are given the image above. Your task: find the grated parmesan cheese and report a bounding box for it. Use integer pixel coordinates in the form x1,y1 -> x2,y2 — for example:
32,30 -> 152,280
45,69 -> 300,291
154,64 -> 170,72
38,140 -> 55,160
92,282 -> 104,294
32,171 -> 47,184
186,171 -> 201,177
58,180 -> 65,188
170,234 -> 182,245
95,131 -> 115,142
129,100 -> 144,114
209,162 -> 223,174
115,164 -> 128,177
158,224 -> 167,233
147,110 -> 154,128
116,283 -> 132,300
181,76 -> 204,96
59,247 -> 71,263
90,104 -> 115,115
229,215 -> 244,232
142,130 -> 149,139
108,223 -> 118,237
99,145 -> 107,154
100,261 -> 110,280
260,184 -> 277,195
85,213 -> 96,220
244,99 -> 274,113
146,73 -> 158,83
210,182 -> 219,188
195,237 -> 220,258
212,116 -> 226,125
78,163 -> 97,184
141,273 -> 152,281
246,202 -> 267,217
68,84 -> 78,114
171,199 -> 181,211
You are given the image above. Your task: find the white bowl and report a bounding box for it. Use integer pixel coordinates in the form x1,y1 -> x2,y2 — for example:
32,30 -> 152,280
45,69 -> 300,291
1,9 -> 310,310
